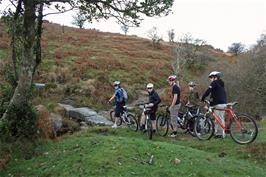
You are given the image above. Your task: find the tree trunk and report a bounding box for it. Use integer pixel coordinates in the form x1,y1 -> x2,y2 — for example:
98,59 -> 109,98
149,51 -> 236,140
1,0 -> 36,119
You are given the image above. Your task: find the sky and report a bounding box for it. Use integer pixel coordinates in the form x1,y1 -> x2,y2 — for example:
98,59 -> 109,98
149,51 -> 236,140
1,0 -> 266,51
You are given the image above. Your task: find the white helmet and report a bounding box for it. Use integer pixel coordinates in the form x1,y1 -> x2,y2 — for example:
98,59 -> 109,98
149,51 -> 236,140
188,81 -> 196,86
146,83 -> 154,89
113,80 -> 121,86
208,71 -> 221,78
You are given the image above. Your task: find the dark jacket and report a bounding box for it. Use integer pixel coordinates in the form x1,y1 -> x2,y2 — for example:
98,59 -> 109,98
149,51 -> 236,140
149,90 -> 161,110
201,79 -> 227,106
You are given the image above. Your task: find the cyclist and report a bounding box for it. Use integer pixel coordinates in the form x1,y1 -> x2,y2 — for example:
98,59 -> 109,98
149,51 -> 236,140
187,81 -> 200,107
167,75 -> 181,138
140,83 -> 161,132
108,80 -> 125,128
201,71 -> 227,138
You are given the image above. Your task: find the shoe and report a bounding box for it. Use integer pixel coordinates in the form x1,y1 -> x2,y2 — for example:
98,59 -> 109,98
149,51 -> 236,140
111,124 -> 117,128
169,132 -> 177,138
140,125 -> 145,131
214,135 -> 225,139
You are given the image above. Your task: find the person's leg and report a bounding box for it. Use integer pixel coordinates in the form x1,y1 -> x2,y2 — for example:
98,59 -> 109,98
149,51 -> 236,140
140,112 -> 146,130
112,103 -> 122,128
150,112 -> 156,132
170,103 -> 181,137
214,104 -> 226,138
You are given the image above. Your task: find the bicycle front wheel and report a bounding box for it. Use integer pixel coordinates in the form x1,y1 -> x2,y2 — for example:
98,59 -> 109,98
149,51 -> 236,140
127,114 -> 138,131
230,114 -> 258,145
156,114 -> 169,136
109,110 -> 115,122
194,115 -> 214,140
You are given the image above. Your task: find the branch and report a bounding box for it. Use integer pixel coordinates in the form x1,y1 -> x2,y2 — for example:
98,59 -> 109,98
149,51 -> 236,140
43,6 -> 76,17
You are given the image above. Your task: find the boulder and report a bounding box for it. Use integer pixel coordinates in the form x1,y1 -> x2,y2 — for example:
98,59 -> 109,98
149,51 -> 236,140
58,104 -> 113,126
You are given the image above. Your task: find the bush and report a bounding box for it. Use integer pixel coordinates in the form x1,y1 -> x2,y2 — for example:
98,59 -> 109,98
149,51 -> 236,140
0,104 -> 38,140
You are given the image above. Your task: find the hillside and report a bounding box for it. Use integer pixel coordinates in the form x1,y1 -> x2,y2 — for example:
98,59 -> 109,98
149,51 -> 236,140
0,22 -> 233,111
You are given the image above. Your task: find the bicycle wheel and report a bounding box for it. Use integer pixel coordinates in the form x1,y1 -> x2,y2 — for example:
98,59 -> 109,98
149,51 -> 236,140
194,115 -> 214,140
156,114 -> 169,136
116,116 -> 122,126
127,114 -> 138,131
229,114 -> 258,144
109,110 -> 115,122
187,117 -> 196,137
147,118 -> 153,140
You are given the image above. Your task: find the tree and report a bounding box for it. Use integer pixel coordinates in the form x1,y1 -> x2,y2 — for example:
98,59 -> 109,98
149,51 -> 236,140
172,34 -> 206,78
167,29 -> 175,43
121,23 -> 129,35
227,42 -> 245,56
1,0 -> 174,137
72,11 -> 86,29
147,26 -> 162,47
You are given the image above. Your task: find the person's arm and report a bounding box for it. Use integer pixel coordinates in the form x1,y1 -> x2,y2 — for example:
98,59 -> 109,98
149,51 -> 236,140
153,92 -> 161,106
171,94 -> 177,107
201,82 -> 216,101
148,92 -> 161,107
108,95 -> 115,102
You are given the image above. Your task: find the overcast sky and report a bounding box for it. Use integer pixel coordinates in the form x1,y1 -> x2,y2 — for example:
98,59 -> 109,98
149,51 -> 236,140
1,0 -> 266,51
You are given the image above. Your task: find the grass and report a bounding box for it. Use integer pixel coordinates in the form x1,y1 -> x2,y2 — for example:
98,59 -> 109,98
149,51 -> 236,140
1,120 -> 265,177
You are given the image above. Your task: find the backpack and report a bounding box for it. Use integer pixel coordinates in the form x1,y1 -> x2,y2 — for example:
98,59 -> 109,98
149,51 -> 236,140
121,88 -> 128,102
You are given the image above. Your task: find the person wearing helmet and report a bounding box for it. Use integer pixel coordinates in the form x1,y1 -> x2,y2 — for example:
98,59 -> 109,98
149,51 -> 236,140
139,83 -> 161,132
167,75 -> 181,138
108,80 -> 125,128
201,71 -> 227,138
187,81 -> 199,107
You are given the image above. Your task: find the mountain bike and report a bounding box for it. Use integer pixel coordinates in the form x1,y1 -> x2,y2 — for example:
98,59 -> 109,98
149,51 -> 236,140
156,104 -> 201,137
138,103 -> 154,140
109,106 -> 138,131
194,100 -> 258,144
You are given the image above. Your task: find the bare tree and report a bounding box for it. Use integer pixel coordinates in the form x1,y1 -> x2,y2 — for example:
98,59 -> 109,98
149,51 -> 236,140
172,34 -> 206,77
121,23 -> 129,35
147,26 -> 162,47
72,10 -> 86,29
227,42 -> 245,56
167,29 -> 175,43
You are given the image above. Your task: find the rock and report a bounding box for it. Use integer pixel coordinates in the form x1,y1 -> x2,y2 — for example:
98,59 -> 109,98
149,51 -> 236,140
53,106 -> 66,116
35,105 -> 56,139
50,113 -> 63,133
68,107 -> 97,121
174,158 -> 181,165
58,104 -> 113,126
60,98 -> 76,107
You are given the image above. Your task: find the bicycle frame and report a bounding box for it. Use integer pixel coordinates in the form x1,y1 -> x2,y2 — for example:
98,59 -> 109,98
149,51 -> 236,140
208,106 -> 241,132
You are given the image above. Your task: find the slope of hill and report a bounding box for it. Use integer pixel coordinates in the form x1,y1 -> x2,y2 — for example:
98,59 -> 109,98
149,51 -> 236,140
0,21 -> 233,110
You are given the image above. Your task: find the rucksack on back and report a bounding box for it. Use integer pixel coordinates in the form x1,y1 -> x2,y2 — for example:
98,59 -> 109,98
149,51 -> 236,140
121,88 -> 128,102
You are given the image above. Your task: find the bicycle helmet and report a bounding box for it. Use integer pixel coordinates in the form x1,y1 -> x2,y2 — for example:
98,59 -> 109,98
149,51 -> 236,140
146,83 -> 154,89
167,75 -> 177,81
208,71 -> 221,78
113,80 -> 121,86
188,81 -> 196,86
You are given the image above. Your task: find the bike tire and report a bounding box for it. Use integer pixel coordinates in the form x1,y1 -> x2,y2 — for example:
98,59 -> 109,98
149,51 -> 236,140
147,118 -> 153,140
156,114 -> 169,136
116,116 -> 122,126
127,114 -> 138,132
194,115 -> 214,140
229,114 -> 258,145
187,117 -> 196,137
109,110 -> 115,122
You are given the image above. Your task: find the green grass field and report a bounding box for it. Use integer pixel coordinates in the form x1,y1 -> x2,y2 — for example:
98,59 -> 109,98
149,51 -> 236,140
1,120 -> 265,177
